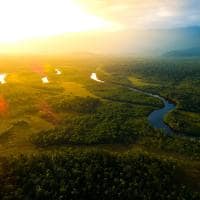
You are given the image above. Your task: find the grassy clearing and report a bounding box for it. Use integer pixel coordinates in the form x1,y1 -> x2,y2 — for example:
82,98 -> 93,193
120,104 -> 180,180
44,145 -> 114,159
0,58 -> 98,155
165,109 -> 200,136
128,76 -> 158,88
62,82 -> 96,97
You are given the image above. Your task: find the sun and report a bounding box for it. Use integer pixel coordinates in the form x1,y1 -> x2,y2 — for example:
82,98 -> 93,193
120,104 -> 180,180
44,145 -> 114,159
0,0 -> 115,42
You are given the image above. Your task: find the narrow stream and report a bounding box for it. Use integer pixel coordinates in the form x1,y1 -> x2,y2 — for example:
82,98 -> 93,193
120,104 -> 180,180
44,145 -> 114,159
129,87 -> 176,134
91,73 -> 176,134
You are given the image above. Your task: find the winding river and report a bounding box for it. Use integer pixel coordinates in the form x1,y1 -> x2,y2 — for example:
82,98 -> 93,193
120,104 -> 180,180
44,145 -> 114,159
128,87 -> 176,134
91,73 -> 176,134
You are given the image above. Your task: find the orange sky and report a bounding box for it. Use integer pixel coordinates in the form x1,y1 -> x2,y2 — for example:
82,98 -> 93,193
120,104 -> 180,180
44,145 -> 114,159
0,0 -> 199,55
0,0 -> 199,43
0,0 -> 120,43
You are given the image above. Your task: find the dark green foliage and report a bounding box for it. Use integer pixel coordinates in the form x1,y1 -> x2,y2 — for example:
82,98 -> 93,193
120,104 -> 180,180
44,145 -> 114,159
140,133 -> 200,160
104,59 -> 200,136
55,96 -> 101,114
104,59 -> 200,112
31,81 -> 161,146
87,82 -> 162,108
0,57 -> 199,200
0,150 -> 199,200
165,110 -> 200,137
32,102 -> 146,146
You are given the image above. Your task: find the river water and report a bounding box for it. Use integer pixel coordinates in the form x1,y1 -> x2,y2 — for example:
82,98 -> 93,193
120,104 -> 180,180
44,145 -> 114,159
91,73 -> 176,134
129,87 -> 176,134
148,99 -> 175,134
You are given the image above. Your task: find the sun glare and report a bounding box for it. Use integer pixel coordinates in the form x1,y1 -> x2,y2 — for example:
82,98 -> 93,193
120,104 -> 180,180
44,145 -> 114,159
90,73 -> 104,83
42,77 -> 49,84
55,69 -> 62,75
0,0 -> 115,42
0,74 -> 7,84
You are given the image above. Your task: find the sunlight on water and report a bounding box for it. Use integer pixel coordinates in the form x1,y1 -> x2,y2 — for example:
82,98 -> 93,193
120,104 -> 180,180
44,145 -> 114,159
55,69 -> 62,75
90,73 -> 104,83
42,77 -> 49,83
0,73 -> 7,84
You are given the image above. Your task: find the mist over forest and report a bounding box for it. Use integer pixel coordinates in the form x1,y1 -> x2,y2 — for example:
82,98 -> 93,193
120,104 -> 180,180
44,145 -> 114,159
1,26 -> 199,57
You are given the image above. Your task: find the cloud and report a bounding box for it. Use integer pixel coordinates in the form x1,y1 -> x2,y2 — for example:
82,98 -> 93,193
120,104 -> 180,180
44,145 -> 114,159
77,0 -> 200,29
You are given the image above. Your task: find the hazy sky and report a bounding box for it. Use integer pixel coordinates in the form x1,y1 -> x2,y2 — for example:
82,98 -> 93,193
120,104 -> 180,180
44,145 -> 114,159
0,0 -> 199,55
77,0 -> 200,29
0,0 -> 199,43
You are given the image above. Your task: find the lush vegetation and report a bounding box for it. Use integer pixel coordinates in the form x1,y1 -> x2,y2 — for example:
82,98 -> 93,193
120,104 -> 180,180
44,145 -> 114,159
1,150 -> 199,200
0,55 -> 199,199
139,133 -> 200,159
104,58 -> 200,136
32,98 -> 151,146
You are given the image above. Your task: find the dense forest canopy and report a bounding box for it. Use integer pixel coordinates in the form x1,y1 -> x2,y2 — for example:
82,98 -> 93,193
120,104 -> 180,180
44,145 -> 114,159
0,56 -> 199,199
1,150 -> 200,200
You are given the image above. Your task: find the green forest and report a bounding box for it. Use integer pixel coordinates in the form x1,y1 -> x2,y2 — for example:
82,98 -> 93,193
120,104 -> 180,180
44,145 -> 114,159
0,56 -> 199,199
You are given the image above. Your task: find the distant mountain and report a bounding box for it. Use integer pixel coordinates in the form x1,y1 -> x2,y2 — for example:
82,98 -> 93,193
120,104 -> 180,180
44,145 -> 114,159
164,47 -> 200,57
1,26 -> 200,56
